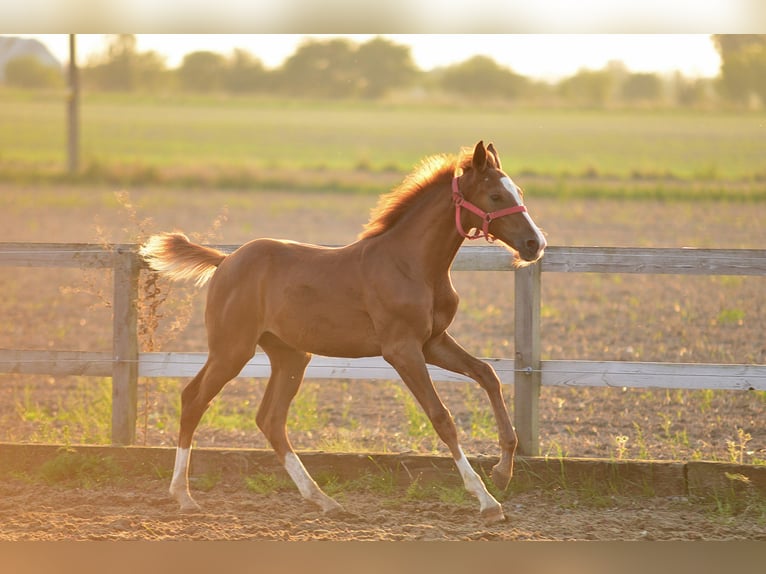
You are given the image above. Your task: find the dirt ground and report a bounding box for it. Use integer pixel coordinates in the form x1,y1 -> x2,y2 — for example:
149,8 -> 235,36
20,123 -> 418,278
1,450 -> 765,541
1,184 -> 765,540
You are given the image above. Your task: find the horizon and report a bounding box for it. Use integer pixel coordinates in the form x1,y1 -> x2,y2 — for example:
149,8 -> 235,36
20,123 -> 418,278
22,34 -> 722,82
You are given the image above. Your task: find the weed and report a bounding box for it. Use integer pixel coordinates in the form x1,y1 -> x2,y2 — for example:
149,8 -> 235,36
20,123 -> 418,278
338,381 -> 359,430
462,387 -> 495,440
244,472 -> 294,495
404,476 -> 430,502
14,378 -> 113,444
16,385 -> 53,424
632,423 -> 651,460
317,429 -> 363,453
432,483 -> 471,506
63,191 -> 228,444
342,466 -> 399,497
699,389 -> 715,413
192,471 -> 221,492
726,428 -> 753,465
543,439 -> 567,460
38,448 -> 122,487
706,473 -> 766,521
392,386 -> 438,452
613,435 -> 629,460
660,413 -> 674,440
540,303 -> 560,319
204,398 -> 259,433
571,481 -> 617,510
288,383 -> 329,432
477,464 -> 510,502
716,308 -> 745,326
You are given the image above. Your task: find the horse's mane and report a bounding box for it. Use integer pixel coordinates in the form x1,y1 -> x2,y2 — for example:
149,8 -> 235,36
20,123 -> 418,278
359,148 -> 485,239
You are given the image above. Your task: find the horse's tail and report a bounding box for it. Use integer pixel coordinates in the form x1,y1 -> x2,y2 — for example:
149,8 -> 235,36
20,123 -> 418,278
139,232 -> 226,287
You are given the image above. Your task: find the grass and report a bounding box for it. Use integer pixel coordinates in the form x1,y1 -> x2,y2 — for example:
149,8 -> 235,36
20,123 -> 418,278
726,428 -> 753,465
462,387 -> 496,440
243,466 -> 472,508
391,386 -> 440,452
287,383 -> 330,432
244,472 -> 295,495
37,448 -> 122,488
704,472 -> 766,522
13,378 -> 113,444
1,93 -> 765,198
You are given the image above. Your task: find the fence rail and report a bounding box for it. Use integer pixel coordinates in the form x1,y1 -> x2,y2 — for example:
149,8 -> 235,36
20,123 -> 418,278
1,242 -> 765,453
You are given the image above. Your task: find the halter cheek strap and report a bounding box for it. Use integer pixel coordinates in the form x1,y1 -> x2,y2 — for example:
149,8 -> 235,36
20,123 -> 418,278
451,176 -> 527,241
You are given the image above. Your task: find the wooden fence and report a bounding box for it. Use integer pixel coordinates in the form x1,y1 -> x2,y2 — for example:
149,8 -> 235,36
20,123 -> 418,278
1,242 -> 765,455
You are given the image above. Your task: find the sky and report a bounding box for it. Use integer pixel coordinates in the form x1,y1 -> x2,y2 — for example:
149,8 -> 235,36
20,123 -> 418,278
26,34 -> 722,81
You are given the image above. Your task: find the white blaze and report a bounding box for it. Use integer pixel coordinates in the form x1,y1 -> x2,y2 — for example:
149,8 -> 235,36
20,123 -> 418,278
501,177 -> 546,251
500,176 -> 524,205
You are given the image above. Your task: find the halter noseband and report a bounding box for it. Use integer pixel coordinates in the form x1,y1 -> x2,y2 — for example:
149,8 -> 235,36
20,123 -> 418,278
451,176 -> 527,241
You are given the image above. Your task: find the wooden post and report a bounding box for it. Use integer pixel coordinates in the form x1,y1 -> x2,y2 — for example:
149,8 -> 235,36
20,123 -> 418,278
112,247 -> 139,445
514,262 -> 542,456
67,34 -> 79,174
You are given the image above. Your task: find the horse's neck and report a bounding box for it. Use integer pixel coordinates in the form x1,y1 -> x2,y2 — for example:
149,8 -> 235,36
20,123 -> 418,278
384,181 -> 464,275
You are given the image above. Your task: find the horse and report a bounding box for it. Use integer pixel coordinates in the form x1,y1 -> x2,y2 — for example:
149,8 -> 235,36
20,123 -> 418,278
140,141 -> 546,523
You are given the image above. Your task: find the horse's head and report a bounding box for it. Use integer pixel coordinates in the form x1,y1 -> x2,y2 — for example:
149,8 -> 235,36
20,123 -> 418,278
452,141 -> 546,264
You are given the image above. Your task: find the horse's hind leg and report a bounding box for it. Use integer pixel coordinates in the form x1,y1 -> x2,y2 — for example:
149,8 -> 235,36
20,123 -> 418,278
256,336 -> 343,514
383,338 -> 505,523
170,350 -> 252,512
424,332 -> 517,490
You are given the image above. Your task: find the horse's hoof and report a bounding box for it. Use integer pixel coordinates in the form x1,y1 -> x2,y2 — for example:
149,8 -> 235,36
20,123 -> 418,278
491,465 -> 511,491
179,500 -> 202,513
481,505 -> 507,525
320,499 -> 345,516
172,490 -> 202,513
324,506 -> 358,521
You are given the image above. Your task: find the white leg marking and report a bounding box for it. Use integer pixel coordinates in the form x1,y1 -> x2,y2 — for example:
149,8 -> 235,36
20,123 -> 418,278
455,448 -> 505,521
284,452 -> 343,513
169,447 -> 200,511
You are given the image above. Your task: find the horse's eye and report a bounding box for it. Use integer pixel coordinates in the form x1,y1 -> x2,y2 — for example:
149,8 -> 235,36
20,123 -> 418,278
490,194 -> 502,201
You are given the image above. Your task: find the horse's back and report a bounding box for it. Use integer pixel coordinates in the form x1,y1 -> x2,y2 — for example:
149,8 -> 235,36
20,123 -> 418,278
206,238 -> 379,357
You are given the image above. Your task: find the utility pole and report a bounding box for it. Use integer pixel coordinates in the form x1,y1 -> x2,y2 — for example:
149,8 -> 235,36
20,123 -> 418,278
67,34 -> 79,174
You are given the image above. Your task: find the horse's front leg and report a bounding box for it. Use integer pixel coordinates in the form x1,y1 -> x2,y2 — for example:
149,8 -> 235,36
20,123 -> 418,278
424,332 -> 517,490
382,337 -> 505,523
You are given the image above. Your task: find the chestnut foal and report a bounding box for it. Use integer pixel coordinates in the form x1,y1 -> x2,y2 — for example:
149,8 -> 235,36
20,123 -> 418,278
140,141 -> 546,523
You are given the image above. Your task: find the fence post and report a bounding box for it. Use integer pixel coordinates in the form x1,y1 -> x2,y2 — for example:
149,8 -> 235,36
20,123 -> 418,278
112,246 -> 139,445
514,261 -> 542,456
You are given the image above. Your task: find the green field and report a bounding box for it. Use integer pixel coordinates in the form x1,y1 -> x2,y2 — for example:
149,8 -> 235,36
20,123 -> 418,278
1,91 -> 765,197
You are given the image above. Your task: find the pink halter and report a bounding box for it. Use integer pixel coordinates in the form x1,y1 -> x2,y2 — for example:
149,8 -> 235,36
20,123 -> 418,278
451,176 -> 527,241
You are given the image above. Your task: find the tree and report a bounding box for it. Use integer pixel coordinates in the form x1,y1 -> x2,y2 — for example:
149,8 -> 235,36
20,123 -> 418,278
223,49 -> 269,93
84,34 -> 169,92
439,55 -> 529,99
672,73 -> 712,108
558,68 -> 614,107
178,51 -> 227,92
355,37 -> 418,98
712,34 -> 766,105
621,72 -> 662,103
278,38 -> 359,98
4,55 -> 63,89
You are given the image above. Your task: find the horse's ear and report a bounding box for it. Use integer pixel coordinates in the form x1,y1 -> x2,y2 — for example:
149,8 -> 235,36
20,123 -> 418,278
487,142 -> 502,169
472,140 -> 487,172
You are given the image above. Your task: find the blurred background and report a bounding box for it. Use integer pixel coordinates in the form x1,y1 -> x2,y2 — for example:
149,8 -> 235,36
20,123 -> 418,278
0,34 -> 764,194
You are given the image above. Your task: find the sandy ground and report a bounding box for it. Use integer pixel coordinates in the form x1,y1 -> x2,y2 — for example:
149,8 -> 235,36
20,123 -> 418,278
1,470 -> 765,541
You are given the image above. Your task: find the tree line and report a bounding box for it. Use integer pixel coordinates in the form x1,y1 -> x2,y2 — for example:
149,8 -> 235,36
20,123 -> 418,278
4,34 -> 766,109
